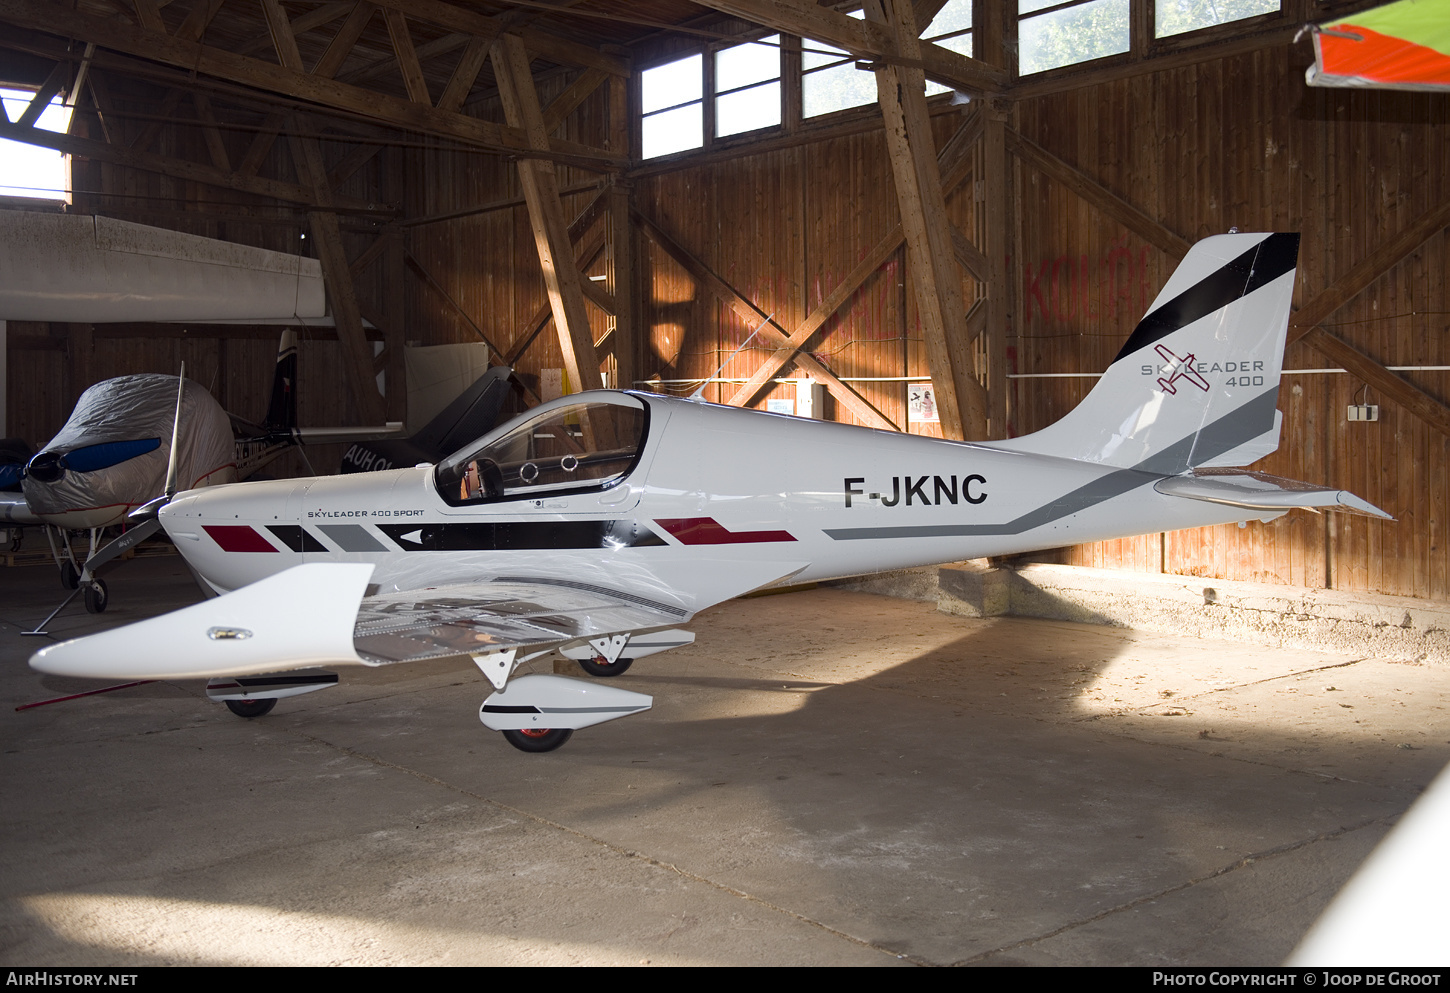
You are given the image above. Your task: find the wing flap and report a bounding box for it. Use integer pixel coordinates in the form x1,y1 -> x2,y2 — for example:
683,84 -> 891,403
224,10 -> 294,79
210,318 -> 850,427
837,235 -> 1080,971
1156,469 -> 1393,519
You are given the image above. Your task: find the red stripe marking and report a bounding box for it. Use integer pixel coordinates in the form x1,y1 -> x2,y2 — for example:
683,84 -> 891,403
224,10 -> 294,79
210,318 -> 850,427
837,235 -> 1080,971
204,524 -> 279,553
655,517 -> 796,545
1320,26 -> 1450,86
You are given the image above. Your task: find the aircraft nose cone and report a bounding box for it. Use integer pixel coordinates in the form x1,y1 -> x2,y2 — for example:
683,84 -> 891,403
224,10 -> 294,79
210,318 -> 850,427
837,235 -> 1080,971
26,451 -> 64,483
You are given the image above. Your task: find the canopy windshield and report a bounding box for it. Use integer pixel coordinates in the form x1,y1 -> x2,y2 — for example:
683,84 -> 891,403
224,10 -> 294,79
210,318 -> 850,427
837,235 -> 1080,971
435,396 -> 647,504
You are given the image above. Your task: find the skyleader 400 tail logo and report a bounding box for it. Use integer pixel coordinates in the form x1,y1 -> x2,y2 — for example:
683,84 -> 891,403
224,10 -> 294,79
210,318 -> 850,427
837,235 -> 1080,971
1144,344 -> 1267,395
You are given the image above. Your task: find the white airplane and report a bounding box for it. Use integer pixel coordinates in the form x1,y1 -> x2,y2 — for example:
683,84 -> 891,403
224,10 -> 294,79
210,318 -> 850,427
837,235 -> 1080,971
30,232 -> 1389,752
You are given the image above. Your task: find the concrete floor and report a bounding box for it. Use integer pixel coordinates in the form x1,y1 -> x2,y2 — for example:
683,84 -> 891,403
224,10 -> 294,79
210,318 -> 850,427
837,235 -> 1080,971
2,556 -> 1447,966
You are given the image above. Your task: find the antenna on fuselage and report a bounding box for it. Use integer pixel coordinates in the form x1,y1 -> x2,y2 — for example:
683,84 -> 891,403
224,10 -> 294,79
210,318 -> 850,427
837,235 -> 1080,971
163,362 -> 185,498
689,311 -> 775,401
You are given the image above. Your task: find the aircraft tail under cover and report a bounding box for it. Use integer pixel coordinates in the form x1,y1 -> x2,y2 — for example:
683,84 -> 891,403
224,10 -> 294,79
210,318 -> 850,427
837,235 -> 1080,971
263,329 -> 298,433
991,233 -> 1299,474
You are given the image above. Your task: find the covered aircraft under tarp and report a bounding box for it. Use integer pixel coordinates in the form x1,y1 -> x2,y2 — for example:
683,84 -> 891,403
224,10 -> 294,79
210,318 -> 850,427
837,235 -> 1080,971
22,374 -> 236,529
1304,0 -> 1450,91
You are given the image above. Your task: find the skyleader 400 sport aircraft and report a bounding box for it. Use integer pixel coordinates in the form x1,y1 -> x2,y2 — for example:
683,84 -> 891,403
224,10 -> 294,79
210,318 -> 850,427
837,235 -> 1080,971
31,233 -> 1389,752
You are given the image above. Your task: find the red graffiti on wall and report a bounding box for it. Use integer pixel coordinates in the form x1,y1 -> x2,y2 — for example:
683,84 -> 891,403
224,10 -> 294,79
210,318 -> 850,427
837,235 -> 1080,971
1023,236 -> 1153,326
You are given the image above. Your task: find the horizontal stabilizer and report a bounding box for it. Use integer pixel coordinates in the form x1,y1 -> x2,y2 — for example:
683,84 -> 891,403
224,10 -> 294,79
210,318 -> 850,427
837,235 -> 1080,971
1155,469 -> 1392,519
30,563 -> 373,680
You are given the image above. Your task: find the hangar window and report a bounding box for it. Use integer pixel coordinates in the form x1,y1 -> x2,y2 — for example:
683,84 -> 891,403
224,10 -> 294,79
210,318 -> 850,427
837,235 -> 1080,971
921,0 -> 975,97
0,87 -> 72,203
1155,0 -> 1280,38
641,54 -> 704,159
802,10 -> 874,119
716,35 -> 781,137
1018,0 -> 1131,76
435,396 -> 648,505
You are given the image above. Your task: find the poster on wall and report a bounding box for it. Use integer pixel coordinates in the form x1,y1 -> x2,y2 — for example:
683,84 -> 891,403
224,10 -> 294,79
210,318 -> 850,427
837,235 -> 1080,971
908,383 -> 939,423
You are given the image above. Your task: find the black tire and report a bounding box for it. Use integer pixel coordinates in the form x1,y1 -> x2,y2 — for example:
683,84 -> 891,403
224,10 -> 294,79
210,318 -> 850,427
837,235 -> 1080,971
502,727 -> 574,752
225,698 -> 277,719
577,655 -> 633,677
60,560 -> 79,590
83,579 -> 108,614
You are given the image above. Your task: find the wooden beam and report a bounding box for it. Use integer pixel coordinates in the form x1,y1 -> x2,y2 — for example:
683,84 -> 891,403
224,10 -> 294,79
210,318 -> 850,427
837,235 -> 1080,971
312,1 -> 375,79
1289,201 -> 1450,344
635,208 -> 898,431
437,35 -> 489,113
236,110 -> 285,177
16,59 -> 68,128
1299,327 -> 1450,439
689,0 -> 1005,95
383,8 -> 431,106
865,0 -> 983,440
727,225 -> 903,409
127,87 -> 182,153
405,251 -> 511,359
542,67 -> 607,134
949,223 -> 988,282
260,0 -> 304,72
131,0 -> 164,34
176,0 -> 225,43
724,111 -> 982,411
981,103 -> 1009,435
327,139 -> 382,187
363,0 -> 629,76
1007,129 -> 1192,261
0,117 -> 387,212
0,0 -> 626,168
502,218 -> 610,365
191,91 -> 231,171
288,117 -> 386,425
493,32 -> 603,393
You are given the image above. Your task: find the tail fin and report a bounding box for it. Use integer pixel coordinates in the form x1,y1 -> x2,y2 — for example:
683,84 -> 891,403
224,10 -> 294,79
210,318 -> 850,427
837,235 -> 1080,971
263,330 -> 298,433
412,365 -> 513,457
993,232 -> 1299,474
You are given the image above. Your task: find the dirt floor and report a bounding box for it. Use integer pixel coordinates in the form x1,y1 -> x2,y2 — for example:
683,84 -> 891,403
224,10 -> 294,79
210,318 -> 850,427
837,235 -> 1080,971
2,556 -> 1447,966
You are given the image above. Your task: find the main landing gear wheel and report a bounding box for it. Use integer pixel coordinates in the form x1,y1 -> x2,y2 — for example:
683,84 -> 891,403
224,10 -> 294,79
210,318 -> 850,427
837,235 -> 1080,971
60,560 -> 79,590
83,579 -> 108,614
501,727 -> 574,753
225,698 -> 277,719
577,655 -> 633,677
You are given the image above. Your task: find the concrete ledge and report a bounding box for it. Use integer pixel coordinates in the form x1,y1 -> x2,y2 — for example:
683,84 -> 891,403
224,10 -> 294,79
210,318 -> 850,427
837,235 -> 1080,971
829,563 -> 1450,664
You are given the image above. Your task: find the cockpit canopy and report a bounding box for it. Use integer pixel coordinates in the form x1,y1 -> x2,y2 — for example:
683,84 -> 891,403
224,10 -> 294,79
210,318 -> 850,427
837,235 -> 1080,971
434,394 -> 647,504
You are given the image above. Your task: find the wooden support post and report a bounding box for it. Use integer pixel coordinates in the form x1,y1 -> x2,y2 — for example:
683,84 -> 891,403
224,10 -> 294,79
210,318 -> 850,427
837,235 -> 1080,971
492,33 -> 603,393
981,102 -> 1009,436
382,146 -> 407,424
863,0 -> 985,440
288,118 -> 387,425
608,175 -> 636,391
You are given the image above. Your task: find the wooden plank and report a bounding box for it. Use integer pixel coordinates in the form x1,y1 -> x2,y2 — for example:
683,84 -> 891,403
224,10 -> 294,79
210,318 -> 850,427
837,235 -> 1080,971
383,8 -> 431,106
982,106 -> 1008,436
493,32 -> 603,393
130,0 -> 164,34
1007,128 -> 1193,261
0,0 -> 626,169
327,141 -> 382,187
1299,327 -> 1450,439
635,208 -> 898,431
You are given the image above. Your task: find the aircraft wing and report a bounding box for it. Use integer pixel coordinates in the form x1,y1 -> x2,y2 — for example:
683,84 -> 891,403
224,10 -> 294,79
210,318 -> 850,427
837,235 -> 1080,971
352,579 -> 689,666
29,563 -> 694,682
1155,469 -> 1392,519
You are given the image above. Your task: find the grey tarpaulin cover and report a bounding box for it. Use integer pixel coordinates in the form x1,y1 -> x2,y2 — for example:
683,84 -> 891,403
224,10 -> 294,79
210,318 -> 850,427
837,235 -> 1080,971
23,375 -> 236,518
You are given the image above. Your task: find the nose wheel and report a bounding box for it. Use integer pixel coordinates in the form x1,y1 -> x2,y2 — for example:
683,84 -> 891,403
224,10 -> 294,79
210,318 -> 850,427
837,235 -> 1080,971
501,727 -> 573,752
83,579 -> 108,614
225,698 -> 277,718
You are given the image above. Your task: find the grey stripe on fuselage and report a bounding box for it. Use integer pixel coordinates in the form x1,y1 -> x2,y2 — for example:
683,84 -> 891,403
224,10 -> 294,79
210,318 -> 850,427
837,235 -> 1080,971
318,524 -> 389,552
824,390 -> 1280,541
